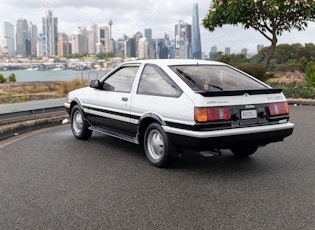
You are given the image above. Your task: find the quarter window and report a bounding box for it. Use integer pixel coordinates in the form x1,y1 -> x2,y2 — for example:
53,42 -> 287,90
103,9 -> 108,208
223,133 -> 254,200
104,66 -> 138,93
137,65 -> 182,97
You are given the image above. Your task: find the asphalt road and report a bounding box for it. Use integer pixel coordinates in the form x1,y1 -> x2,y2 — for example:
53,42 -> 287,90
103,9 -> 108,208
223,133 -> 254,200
0,106 -> 314,229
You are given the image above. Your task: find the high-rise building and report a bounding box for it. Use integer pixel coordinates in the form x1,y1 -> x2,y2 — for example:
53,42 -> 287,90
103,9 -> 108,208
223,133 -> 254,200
28,22 -> 38,56
0,21 -> 15,56
138,37 -> 148,59
88,24 -> 98,54
144,28 -> 154,46
225,47 -> 231,55
16,18 -> 30,56
192,3 -> 202,59
58,33 -> 69,57
175,20 -> 191,59
42,8 -> 58,56
125,38 -> 136,58
241,48 -> 248,56
72,26 -> 88,55
99,26 -> 110,53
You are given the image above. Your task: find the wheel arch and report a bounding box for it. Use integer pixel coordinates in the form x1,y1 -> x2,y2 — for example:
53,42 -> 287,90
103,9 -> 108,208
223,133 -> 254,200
137,113 -> 166,146
69,98 -> 84,119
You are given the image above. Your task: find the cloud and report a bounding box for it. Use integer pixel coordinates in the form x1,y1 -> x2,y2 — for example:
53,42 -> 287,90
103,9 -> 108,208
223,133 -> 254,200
0,0 -> 314,55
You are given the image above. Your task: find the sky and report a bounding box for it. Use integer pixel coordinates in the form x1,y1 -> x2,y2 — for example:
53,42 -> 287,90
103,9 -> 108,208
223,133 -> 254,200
0,0 -> 314,55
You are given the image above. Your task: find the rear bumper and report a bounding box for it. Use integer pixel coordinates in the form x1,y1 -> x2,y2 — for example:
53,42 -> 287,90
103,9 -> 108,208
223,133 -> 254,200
163,123 -> 294,149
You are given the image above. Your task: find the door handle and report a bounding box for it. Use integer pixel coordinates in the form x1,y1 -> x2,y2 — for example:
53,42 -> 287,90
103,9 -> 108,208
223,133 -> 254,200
122,97 -> 128,102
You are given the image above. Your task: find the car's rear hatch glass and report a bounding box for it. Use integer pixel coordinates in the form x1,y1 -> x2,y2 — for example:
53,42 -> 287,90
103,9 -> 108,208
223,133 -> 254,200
170,65 -> 272,95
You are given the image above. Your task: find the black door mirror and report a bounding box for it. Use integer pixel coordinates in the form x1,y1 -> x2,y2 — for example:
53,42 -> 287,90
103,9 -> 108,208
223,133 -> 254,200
90,80 -> 101,89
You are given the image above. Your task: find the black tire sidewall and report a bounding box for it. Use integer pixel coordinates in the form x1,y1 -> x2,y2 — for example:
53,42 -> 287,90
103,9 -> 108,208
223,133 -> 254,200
71,105 -> 91,140
144,122 -> 171,167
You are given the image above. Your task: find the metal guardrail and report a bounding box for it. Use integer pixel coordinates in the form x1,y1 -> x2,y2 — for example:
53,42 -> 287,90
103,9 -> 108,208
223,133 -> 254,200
0,98 -> 67,125
0,98 -> 68,141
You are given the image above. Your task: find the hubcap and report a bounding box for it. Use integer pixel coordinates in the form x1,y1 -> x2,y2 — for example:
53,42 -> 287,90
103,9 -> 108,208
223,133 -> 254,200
147,129 -> 164,160
73,110 -> 83,134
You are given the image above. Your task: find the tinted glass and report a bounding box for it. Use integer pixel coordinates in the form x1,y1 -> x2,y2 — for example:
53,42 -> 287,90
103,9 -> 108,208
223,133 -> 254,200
104,66 -> 138,93
171,65 -> 267,91
137,65 -> 182,97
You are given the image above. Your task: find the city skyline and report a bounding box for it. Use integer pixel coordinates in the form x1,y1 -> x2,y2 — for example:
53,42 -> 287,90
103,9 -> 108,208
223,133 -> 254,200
0,0 -> 315,55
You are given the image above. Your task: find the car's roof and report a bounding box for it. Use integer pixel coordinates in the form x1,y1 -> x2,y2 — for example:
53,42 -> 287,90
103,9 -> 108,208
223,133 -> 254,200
122,59 -> 226,66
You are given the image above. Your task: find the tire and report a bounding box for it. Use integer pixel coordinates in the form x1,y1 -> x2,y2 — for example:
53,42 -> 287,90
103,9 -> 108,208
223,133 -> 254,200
143,122 -> 173,167
230,145 -> 258,157
70,105 -> 92,140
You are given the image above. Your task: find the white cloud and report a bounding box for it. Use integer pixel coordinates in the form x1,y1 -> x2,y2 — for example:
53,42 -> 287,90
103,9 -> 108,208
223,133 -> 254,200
0,0 -> 314,55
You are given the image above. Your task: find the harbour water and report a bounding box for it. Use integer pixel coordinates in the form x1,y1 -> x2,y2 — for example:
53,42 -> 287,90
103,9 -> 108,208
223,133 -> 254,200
0,69 -> 108,82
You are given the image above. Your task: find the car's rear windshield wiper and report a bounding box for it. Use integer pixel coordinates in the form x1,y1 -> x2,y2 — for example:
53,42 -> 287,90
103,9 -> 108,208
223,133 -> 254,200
204,83 -> 223,91
176,68 -> 196,84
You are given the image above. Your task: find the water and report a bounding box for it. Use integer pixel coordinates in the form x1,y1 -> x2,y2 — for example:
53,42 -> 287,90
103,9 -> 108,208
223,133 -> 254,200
0,69 -> 108,82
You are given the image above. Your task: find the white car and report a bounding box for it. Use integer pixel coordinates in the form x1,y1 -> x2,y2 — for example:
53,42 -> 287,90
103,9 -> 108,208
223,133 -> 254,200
65,59 -> 294,167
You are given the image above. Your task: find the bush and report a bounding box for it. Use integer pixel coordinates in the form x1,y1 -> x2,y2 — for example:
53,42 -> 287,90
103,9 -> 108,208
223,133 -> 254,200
8,73 -> 16,82
306,70 -> 315,88
58,78 -> 89,94
268,81 -> 315,99
0,73 -> 7,83
236,64 -> 267,81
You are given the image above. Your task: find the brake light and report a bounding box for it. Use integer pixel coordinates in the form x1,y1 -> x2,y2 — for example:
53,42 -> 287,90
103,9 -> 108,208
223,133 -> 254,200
268,102 -> 290,116
195,107 -> 231,122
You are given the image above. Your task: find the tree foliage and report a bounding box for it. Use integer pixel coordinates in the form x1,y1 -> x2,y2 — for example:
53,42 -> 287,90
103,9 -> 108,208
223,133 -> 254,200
203,0 -> 315,69
0,73 -> 7,83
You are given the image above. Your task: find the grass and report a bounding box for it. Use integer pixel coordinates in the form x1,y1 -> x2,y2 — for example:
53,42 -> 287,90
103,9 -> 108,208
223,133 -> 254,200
0,78 -> 89,104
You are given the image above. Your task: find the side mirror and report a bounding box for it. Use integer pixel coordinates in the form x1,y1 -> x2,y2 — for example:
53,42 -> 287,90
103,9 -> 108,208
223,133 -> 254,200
103,82 -> 114,91
90,79 -> 101,89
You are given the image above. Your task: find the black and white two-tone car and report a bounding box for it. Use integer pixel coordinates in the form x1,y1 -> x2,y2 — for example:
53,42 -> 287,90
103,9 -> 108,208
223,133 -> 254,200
64,59 -> 294,167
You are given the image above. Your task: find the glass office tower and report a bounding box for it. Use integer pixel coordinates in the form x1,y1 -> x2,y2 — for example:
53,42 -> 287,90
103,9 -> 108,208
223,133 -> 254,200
192,3 -> 202,59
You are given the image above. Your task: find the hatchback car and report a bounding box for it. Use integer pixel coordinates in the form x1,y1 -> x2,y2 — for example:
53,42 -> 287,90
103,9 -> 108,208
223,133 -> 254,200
64,59 -> 294,167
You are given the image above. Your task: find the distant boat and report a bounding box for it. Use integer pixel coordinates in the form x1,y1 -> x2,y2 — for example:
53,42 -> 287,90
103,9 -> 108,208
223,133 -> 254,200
26,67 -> 38,71
52,67 -> 63,71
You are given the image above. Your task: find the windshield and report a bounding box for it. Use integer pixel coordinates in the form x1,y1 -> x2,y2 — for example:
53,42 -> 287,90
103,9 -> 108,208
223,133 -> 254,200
170,65 -> 267,92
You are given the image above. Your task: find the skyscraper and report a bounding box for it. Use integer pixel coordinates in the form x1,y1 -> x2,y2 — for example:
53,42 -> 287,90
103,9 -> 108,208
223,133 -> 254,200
98,26 -> 110,53
28,22 -> 38,56
175,20 -> 191,59
192,3 -> 202,59
16,18 -> 30,56
42,8 -> 58,56
0,21 -> 15,56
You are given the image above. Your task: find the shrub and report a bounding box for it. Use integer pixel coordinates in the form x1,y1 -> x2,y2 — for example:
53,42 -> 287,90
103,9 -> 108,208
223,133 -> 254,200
306,70 -> 315,88
268,81 -> 315,99
58,78 -> 89,94
8,73 -> 16,82
0,73 -> 7,83
236,64 -> 267,81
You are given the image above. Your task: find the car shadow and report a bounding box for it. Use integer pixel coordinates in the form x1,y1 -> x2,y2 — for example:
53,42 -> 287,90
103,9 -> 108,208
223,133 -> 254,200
87,132 -> 272,177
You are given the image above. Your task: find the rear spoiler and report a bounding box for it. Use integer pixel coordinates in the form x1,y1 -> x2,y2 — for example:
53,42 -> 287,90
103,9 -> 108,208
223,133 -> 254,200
196,88 -> 283,97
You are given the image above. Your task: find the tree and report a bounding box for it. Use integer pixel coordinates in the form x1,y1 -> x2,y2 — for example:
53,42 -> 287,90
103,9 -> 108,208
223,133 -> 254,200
8,73 -> 16,82
202,0 -> 315,70
0,73 -> 7,83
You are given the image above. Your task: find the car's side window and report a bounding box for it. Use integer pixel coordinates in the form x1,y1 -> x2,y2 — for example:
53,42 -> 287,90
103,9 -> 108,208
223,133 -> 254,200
137,64 -> 182,97
104,66 -> 139,93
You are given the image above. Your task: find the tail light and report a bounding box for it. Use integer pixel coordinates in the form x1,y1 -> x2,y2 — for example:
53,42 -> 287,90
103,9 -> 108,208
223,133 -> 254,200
268,102 -> 290,117
195,107 -> 231,122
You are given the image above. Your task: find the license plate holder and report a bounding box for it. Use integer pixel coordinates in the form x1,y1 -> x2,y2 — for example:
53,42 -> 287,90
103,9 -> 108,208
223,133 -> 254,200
241,109 -> 257,119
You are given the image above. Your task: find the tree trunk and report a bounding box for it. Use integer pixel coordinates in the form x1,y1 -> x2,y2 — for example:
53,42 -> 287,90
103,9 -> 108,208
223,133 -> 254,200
264,37 -> 277,70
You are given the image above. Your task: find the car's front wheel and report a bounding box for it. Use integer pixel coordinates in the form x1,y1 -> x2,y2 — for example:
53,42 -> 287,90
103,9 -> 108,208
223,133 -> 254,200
230,145 -> 258,157
144,122 -> 172,167
71,105 -> 92,140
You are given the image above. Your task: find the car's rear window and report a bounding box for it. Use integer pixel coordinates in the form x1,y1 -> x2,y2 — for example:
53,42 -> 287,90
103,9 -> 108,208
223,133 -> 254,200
170,65 -> 267,91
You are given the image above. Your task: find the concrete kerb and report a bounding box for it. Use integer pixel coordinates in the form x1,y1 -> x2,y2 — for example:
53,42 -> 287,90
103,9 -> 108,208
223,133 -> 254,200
0,114 -> 69,141
0,99 -> 314,142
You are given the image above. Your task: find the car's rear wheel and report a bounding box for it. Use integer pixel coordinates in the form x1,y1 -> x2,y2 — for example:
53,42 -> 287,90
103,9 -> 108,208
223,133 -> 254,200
71,105 -> 92,140
144,122 -> 172,167
230,145 -> 258,157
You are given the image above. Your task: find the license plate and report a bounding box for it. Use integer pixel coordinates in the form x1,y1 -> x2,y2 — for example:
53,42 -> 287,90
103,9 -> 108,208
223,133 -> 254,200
241,110 -> 257,119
